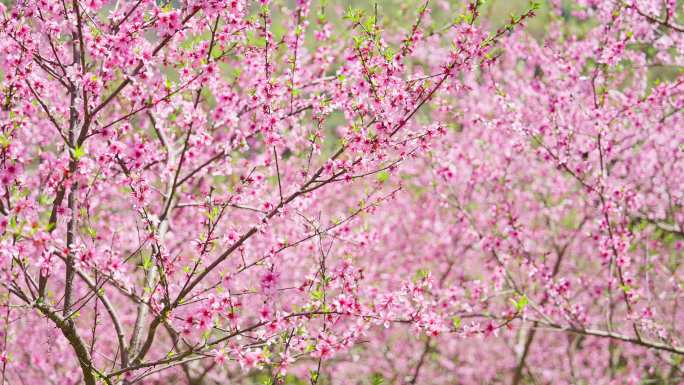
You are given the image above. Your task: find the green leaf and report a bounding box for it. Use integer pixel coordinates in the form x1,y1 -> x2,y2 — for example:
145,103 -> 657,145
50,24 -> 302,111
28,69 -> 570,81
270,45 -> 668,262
511,294 -> 528,312
207,206 -> 219,222
261,346 -> 271,360
376,170 -> 390,183
85,226 -> 97,238
413,268 -> 430,282
72,145 -> 86,160
38,194 -> 51,205
343,7 -> 364,23
310,290 -> 324,302
0,134 -> 10,148
142,255 -> 153,270
452,316 -> 462,329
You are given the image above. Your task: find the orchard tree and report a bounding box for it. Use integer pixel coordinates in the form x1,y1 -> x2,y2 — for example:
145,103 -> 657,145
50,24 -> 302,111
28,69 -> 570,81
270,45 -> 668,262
0,0 -> 683,385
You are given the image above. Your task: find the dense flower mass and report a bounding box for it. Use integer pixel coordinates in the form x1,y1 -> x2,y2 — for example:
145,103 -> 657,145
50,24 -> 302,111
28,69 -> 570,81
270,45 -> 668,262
0,0 -> 682,384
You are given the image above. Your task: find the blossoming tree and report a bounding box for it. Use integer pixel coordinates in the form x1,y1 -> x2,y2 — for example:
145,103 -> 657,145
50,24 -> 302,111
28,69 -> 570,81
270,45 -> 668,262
0,0 -> 682,384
